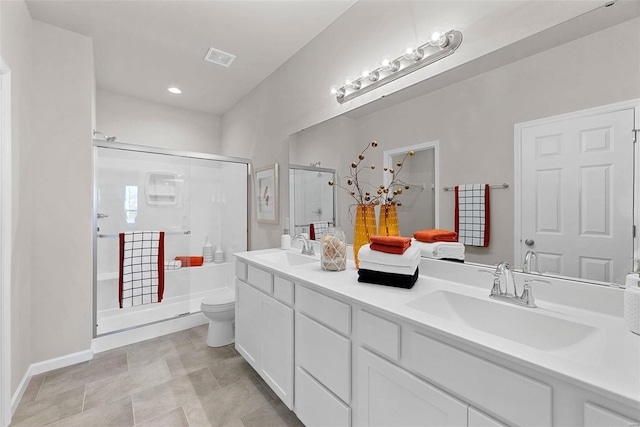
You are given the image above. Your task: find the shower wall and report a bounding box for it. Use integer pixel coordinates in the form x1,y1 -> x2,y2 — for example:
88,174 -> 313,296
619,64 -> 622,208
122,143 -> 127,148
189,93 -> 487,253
94,145 -> 248,335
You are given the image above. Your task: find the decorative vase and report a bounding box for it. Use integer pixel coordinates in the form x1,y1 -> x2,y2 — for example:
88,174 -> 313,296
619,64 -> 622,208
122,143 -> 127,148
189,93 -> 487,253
321,227 -> 347,271
378,204 -> 400,236
353,204 -> 377,269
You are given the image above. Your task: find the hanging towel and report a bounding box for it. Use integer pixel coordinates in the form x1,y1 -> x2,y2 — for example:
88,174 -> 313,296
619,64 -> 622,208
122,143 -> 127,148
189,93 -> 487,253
310,222 -> 330,240
455,184 -> 490,247
411,239 -> 465,261
413,229 -> 458,243
119,231 -> 165,308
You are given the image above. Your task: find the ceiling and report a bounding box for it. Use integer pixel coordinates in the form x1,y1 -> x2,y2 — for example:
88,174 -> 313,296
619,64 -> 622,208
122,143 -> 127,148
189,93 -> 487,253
25,0 -> 357,116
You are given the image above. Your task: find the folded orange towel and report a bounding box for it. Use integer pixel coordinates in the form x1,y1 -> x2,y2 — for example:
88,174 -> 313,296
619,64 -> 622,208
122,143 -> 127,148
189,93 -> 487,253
370,242 -> 411,255
174,256 -> 204,267
413,229 -> 458,243
369,235 -> 411,247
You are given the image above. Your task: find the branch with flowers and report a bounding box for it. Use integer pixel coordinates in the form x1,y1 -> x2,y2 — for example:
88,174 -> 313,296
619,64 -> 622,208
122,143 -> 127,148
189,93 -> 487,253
328,140 -> 415,207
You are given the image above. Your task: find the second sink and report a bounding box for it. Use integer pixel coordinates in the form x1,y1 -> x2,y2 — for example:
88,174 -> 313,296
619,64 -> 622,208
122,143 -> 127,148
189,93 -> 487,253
406,290 -> 605,357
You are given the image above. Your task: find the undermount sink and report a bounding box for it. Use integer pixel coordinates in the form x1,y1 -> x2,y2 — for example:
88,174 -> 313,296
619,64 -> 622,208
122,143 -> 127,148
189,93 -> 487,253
406,290 -> 604,354
255,251 -> 317,267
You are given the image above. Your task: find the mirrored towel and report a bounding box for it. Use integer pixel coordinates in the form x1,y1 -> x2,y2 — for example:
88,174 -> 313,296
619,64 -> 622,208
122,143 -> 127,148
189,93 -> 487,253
455,184 -> 490,247
119,231 -> 165,308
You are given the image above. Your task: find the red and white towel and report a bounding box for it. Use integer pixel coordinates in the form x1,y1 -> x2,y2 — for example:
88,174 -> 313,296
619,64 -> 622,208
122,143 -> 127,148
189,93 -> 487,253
309,222 -> 330,240
455,184 -> 490,247
119,231 -> 165,308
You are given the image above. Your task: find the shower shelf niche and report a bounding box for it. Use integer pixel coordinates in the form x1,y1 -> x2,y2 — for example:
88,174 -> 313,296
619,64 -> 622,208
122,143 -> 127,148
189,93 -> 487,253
145,171 -> 183,206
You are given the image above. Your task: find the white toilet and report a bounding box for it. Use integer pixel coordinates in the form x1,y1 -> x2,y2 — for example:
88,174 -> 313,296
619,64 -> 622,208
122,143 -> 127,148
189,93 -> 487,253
200,287 -> 235,347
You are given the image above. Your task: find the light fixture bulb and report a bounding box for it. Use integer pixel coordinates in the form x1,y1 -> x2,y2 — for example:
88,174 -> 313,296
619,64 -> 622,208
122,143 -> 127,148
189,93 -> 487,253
167,87 -> 182,94
329,85 -> 345,98
380,56 -> 400,72
429,27 -> 446,46
403,43 -> 424,62
345,76 -> 361,90
361,67 -> 379,82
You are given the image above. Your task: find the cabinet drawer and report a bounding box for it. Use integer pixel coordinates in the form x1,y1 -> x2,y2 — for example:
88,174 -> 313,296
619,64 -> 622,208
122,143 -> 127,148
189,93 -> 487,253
295,366 -> 351,427
296,285 -> 350,335
357,310 -> 400,361
410,333 -> 552,427
296,313 -> 351,404
235,260 -> 247,281
247,264 -> 273,294
273,275 -> 294,305
584,403 -> 639,427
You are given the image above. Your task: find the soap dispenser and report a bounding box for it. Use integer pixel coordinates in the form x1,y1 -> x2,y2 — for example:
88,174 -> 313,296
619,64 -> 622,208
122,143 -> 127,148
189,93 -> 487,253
624,259 -> 640,335
281,217 -> 291,250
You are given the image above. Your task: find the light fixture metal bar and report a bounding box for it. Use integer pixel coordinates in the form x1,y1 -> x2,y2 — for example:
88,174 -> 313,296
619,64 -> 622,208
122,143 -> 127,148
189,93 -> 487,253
337,30 -> 463,104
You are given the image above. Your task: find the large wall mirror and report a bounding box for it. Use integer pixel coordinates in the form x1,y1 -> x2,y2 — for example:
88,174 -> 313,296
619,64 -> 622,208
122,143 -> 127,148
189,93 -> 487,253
287,16 -> 639,287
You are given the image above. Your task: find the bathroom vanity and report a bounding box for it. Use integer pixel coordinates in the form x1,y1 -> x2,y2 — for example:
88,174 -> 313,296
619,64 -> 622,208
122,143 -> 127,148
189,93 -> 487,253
234,248 -> 640,427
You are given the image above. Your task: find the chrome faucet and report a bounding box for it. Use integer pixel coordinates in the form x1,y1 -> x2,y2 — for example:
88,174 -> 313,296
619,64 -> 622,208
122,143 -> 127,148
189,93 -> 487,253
293,234 -> 316,256
479,262 -> 550,308
523,250 -> 537,273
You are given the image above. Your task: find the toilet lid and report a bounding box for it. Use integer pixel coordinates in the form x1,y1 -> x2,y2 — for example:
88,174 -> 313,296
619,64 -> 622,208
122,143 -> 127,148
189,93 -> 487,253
201,288 -> 235,307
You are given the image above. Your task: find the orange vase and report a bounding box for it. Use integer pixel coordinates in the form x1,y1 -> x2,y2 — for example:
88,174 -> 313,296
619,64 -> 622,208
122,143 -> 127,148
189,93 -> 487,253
353,204 -> 377,269
378,204 -> 400,236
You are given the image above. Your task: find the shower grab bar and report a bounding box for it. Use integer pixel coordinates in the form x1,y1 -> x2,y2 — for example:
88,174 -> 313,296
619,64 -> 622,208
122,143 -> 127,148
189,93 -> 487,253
97,231 -> 191,238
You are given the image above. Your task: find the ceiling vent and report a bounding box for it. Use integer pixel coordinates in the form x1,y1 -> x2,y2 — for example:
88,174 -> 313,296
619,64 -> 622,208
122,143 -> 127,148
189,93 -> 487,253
203,47 -> 236,68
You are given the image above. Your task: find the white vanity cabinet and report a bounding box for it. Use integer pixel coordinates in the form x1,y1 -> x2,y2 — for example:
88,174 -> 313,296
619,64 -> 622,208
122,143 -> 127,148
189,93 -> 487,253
295,285 -> 352,427
235,264 -> 294,409
356,347 -> 468,426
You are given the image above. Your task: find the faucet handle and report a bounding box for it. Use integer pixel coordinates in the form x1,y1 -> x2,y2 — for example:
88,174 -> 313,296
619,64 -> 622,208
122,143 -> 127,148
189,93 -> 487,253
479,269 -> 502,296
520,279 -> 550,308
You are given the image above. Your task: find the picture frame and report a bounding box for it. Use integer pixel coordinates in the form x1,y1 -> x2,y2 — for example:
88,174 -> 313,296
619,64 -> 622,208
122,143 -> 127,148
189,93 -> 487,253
255,163 -> 279,224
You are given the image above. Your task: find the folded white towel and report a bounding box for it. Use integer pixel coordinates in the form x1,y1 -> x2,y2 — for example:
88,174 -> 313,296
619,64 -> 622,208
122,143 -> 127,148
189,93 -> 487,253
358,244 -> 421,267
164,260 -> 182,270
359,260 -> 418,276
412,239 -> 465,260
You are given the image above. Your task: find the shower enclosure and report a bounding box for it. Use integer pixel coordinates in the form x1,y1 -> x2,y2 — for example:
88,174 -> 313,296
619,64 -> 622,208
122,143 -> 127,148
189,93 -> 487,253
93,142 -> 249,337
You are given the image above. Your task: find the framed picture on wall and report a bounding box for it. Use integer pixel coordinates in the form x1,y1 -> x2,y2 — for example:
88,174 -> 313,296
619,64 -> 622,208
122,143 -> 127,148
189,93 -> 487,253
255,163 -> 279,224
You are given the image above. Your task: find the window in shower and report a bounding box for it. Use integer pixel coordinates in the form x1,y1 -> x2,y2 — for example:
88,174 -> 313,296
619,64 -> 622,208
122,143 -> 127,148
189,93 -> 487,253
94,145 -> 249,337
124,185 -> 138,225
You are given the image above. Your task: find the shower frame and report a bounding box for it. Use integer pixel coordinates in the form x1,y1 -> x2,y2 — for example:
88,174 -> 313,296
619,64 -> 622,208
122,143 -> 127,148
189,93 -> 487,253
92,140 -> 251,339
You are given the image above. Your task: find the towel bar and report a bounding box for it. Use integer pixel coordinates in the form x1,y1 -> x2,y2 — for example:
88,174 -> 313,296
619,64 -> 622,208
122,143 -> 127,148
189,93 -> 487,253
97,230 -> 191,238
442,183 -> 509,192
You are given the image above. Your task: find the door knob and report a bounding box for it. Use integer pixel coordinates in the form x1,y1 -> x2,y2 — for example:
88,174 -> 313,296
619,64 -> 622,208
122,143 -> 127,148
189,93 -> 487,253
525,239 -> 535,246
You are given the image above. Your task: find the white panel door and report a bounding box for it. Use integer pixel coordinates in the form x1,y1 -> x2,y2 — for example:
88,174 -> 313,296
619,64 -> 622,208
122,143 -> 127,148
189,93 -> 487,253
356,347 -> 467,427
520,108 -> 634,285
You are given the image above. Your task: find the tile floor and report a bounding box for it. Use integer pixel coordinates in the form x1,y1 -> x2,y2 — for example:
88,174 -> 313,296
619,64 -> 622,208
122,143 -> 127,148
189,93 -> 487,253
11,325 -> 304,427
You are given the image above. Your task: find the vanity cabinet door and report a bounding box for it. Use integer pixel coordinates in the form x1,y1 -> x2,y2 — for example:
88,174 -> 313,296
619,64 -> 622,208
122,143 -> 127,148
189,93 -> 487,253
469,407 -> 508,427
356,347 -> 467,427
260,292 -> 294,409
235,280 -> 261,367
584,403 -> 639,427
236,277 -> 294,409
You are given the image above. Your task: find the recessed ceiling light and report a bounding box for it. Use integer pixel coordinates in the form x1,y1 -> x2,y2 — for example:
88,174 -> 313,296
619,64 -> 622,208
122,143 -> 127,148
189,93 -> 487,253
167,87 -> 182,94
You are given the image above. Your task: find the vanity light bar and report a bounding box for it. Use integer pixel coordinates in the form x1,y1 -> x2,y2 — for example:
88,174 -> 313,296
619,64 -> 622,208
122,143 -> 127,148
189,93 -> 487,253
331,30 -> 463,104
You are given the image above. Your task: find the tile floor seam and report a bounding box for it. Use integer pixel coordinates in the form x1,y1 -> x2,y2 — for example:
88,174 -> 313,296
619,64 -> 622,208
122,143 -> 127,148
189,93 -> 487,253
206,366 -> 223,390
81,384 -> 87,413
131,395 -> 136,426
32,376 -> 45,402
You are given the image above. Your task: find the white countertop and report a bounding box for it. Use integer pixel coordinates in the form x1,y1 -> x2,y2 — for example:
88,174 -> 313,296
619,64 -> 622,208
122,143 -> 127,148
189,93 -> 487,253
235,248 -> 640,408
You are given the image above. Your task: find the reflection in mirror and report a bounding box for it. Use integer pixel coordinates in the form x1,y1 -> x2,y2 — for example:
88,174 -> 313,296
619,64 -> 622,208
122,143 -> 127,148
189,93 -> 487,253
289,164 -> 337,238
287,16 -> 639,286
383,142 -> 439,237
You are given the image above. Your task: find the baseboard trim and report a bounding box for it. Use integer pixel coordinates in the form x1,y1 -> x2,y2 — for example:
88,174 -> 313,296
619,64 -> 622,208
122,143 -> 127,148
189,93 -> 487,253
11,349 -> 93,416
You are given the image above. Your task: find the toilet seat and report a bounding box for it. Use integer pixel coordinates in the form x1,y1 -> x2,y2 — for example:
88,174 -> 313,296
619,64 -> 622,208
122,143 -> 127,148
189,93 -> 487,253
201,287 -> 235,309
